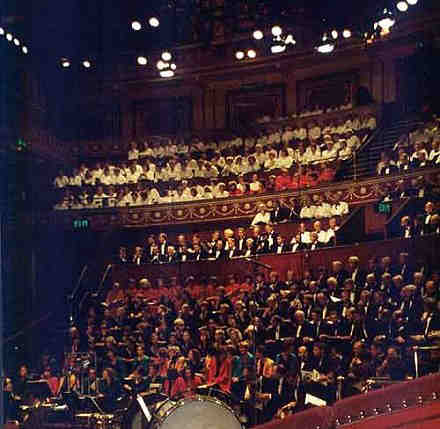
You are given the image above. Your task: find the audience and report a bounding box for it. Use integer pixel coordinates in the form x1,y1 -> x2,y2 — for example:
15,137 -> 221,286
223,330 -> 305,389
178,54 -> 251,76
53,108 -> 377,210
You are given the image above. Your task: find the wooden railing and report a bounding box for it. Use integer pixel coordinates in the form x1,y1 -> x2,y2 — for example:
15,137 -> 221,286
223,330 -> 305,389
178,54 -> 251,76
39,168 -> 440,231
111,235 -> 440,286
255,372 -> 440,429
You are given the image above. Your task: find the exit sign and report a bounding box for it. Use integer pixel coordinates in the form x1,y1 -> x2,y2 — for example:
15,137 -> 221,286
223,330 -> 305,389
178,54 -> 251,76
73,219 -> 90,229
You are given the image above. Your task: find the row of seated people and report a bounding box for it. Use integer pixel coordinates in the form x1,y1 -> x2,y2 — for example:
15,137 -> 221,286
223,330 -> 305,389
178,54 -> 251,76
399,201 -> 440,238
117,218 -> 342,265
256,101 -> 359,123
377,116 -> 440,176
380,175 -> 439,203
54,131 -> 364,192
52,165 -> 343,210
6,248 -> 440,426
68,250 -> 439,424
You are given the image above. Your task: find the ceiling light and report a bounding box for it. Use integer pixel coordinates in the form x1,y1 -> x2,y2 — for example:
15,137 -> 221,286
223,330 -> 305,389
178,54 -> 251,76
342,29 -> 352,38
247,49 -> 256,59
157,60 -> 165,70
149,17 -> 160,27
170,63 -> 177,70
6,33 -> 13,42
82,60 -> 91,68
13,38 -> 20,46
235,50 -> 245,60
160,70 -> 174,78
137,56 -> 148,65
285,34 -> 296,45
0,27 -> 4,36
317,43 -> 335,53
271,26 -> 282,37
331,30 -> 338,39
397,1 -> 408,11
22,46 -> 28,54
271,43 -> 286,54
377,9 -> 395,31
316,34 -> 335,53
407,0 -> 417,4
131,21 -> 142,31
253,30 -> 264,40
161,51 -> 172,61
61,58 -> 71,68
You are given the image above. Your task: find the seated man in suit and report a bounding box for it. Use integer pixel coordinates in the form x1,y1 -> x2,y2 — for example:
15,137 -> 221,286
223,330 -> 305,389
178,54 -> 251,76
274,235 -> 289,254
290,233 -> 306,252
189,243 -> 207,261
270,200 -> 291,223
164,245 -> 179,264
307,232 -> 324,251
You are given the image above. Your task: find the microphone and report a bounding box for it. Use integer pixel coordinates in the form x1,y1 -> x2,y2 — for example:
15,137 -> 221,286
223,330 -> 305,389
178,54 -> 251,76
244,258 -> 272,270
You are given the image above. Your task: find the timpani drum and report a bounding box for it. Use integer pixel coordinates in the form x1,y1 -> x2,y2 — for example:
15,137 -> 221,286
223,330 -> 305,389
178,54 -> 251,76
124,395 -> 243,429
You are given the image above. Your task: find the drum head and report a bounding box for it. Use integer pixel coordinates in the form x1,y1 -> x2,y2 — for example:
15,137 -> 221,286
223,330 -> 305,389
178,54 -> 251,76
159,397 -> 242,429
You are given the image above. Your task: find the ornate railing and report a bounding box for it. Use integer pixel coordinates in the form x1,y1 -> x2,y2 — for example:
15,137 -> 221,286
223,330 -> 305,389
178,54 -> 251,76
37,168 -> 439,230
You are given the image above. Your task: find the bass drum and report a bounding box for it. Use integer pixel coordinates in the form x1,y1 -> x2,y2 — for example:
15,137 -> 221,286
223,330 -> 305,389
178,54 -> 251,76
124,396 -> 243,429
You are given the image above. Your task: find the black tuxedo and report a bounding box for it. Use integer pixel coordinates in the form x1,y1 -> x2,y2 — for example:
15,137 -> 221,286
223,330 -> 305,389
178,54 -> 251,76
158,241 -> 169,257
209,248 -> 226,259
274,243 -> 289,254
242,247 -> 256,258
291,241 -> 306,252
307,240 -> 324,251
236,238 -> 247,255
262,232 -> 278,254
226,247 -> 241,259
132,254 -> 146,265
348,268 -> 366,289
270,206 -> 290,223
190,249 -> 208,261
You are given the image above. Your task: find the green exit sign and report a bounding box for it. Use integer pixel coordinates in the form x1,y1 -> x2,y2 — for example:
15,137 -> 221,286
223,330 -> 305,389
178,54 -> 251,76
73,219 -> 90,229
378,202 -> 391,214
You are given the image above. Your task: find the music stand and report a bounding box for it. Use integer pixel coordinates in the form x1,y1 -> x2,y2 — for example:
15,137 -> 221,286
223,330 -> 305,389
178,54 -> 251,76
25,380 -> 52,401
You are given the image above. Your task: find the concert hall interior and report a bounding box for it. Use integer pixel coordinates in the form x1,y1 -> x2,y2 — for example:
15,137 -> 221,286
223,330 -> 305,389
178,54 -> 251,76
2,0 -> 440,428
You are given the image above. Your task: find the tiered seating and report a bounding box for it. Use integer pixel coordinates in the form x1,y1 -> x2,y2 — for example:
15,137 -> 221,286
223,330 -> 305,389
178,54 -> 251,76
52,106 -> 378,210
377,115 -> 440,176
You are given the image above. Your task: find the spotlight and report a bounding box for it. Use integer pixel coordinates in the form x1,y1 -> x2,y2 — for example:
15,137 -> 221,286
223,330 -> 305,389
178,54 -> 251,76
149,17 -> 160,27
157,60 -> 166,70
271,43 -> 286,54
407,0 -> 417,4
131,21 -> 142,31
160,70 -> 174,78
82,60 -> 91,68
331,30 -> 338,39
285,34 -> 296,45
137,56 -> 148,65
161,51 -> 172,61
13,38 -> 20,46
61,58 -> 71,68
170,63 -> 177,70
342,29 -> 352,38
235,50 -> 245,60
271,26 -> 282,37
253,30 -> 264,40
0,27 -> 4,36
316,34 -> 335,54
397,1 -> 408,11
247,49 -> 256,59
376,9 -> 395,31
6,33 -> 13,42
22,46 -> 28,54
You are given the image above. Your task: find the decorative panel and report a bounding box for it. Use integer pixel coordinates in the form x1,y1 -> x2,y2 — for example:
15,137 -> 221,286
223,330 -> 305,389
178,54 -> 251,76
297,71 -> 359,112
132,97 -> 193,137
226,84 -> 286,129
